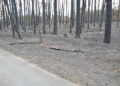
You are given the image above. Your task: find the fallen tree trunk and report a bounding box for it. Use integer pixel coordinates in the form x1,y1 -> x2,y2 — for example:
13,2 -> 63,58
40,42 -> 85,53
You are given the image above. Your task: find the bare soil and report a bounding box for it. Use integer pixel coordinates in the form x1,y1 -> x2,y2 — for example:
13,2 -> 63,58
0,24 -> 120,86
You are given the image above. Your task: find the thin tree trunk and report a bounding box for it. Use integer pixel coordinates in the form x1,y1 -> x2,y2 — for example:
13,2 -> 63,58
19,0 -> 22,27
53,0 -> 57,34
2,5 -> 6,30
81,0 -> 86,29
104,0 -> 112,43
62,2 -> 64,25
66,0 -> 68,25
70,0 -> 74,33
75,0 -> 81,38
97,0 -> 100,24
117,0 -> 120,27
99,0 -> 105,31
90,0 -> 93,25
42,0 -> 46,34
48,0 -> 51,29
87,0 -> 90,30
93,0 -> 96,26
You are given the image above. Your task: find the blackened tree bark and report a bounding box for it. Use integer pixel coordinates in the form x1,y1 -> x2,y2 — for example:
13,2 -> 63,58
104,0 -> 112,43
5,7 -> 9,29
23,0 -> 26,32
58,9 -> 62,25
62,2 -> 64,25
66,0 -> 68,25
4,0 -> 22,39
31,0 -> 36,34
90,0 -> 93,25
117,0 -> 120,27
75,0 -> 81,38
42,0 -> 46,34
93,0 -> 96,26
87,0 -> 90,30
19,0 -> 22,27
12,0 -> 22,39
53,0 -> 57,34
81,0 -> 86,29
48,0 -> 51,29
100,0 -> 105,31
97,0 -> 100,24
70,0 -> 74,33
2,5 -> 6,30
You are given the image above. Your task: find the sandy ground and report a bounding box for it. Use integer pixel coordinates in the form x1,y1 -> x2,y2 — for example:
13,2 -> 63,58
0,24 -> 120,86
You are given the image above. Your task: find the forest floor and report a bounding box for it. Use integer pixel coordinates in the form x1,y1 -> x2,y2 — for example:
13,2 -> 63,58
0,24 -> 120,86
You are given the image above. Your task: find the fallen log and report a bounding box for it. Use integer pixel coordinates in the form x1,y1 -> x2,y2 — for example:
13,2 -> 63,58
40,42 -> 85,53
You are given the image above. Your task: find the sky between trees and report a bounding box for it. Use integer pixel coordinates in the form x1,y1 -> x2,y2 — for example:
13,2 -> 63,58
0,0 -> 119,17
13,0 -> 119,16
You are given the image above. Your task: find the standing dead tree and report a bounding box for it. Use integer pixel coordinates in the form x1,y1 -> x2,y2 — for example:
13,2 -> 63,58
48,0 -> 51,29
4,0 -> 22,39
97,0 -> 100,24
87,0 -> 90,30
0,0 -> 116,43
53,0 -> 57,34
70,0 -> 74,33
93,0 -> 96,26
99,0 -> 105,31
117,0 -> 120,27
90,0 -> 93,25
31,0 -> 36,34
104,0 -> 112,43
2,5 -> 5,30
62,2 -> 65,25
81,0 -> 86,29
42,0 -> 46,34
75,0 -> 81,38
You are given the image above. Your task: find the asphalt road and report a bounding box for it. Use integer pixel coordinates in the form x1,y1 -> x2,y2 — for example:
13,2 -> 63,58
0,48 -> 78,86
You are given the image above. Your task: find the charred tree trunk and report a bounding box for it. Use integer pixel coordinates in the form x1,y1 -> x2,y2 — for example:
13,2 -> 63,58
117,0 -> 120,27
23,0 -> 26,32
2,5 -> 6,30
66,0 -> 68,25
81,0 -> 86,29
48,0 -> 51,29
90,0 -> 93,25
53,0 -> 57,34
19,0 -> 22,27
97,0 -> 100,24
31,0 -> 36,34
62,3 -> 65,25
87,0 -> 90,30
104,0 -> 112,43
93,0 -> 96,26
75,0 -> 81,38
70,0 -> 74,33
42,0 -> 46,34
4,0 -> 22,39
100,0 -> 105,31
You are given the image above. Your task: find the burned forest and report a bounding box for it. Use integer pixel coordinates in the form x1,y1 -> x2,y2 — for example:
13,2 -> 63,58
0,0 -> 120,86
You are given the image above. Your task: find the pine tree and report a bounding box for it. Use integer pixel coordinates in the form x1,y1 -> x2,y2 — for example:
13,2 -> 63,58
104,0 -> 112,43
42,0 -> 46,34
70,0 -> 74,33
53,0 -> 57,34
75,0 -> 81,38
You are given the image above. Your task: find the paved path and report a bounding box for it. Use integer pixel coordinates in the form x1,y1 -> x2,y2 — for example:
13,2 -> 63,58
0,48 -> 78,86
